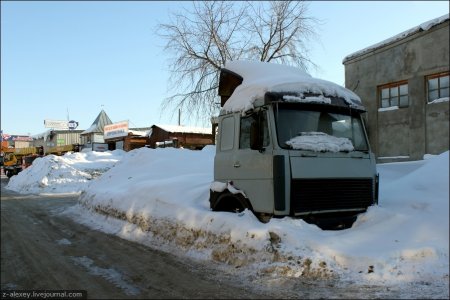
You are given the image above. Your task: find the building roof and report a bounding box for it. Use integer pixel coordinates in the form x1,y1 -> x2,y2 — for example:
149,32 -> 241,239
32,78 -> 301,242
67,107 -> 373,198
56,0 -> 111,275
343,13 -> 449,64
151,124 -> 212,135
81,110 -> 113,135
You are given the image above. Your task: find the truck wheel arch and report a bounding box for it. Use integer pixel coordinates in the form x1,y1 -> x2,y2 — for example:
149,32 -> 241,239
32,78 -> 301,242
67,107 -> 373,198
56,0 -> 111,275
210,190 -> 253,213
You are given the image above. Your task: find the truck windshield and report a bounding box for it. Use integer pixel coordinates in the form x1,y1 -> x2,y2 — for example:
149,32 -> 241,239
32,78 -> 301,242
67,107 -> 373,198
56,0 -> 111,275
274,106 -> 369,152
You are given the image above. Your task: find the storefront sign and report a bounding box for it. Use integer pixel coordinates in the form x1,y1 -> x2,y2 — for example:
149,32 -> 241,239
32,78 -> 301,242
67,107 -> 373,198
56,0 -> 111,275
104,121 -> 129,139
44,119 -> 69,130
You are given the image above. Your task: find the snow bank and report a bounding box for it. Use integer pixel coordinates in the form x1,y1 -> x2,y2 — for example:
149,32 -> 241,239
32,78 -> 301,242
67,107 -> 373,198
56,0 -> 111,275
6,150 -> 125,194
6,143 -> 448,294
78,147 -> 215,218
73,146 -> 448,289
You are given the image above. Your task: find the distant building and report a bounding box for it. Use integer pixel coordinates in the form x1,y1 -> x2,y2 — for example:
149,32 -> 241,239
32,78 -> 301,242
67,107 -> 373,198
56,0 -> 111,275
80,110 -> 113,150
104,122 -> 152,152
1,135 -> 33,148
32,130 -> 83,154
148,124 -> 214,150
343,14 -> 449,162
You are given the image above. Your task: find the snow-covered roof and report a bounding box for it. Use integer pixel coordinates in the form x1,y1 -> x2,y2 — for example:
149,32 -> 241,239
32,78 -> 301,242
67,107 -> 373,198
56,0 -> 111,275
152,124 -> 212,135
221,60 -> 363,113
31,129 -> 52,140
80,124 -> 98,135
343,13 -> 449,63
128,130 -> 150,137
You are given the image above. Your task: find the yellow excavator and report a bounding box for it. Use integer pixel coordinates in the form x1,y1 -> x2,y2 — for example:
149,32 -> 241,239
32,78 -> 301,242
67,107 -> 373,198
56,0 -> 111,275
1,146 -> 44,178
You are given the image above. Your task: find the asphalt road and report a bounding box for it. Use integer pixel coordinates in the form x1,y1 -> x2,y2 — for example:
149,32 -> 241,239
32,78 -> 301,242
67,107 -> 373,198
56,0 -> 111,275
0,177 -> 268,299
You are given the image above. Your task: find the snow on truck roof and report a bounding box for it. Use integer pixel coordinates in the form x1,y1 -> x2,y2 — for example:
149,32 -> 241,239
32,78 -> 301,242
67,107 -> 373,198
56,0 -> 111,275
221,60 -> 363,113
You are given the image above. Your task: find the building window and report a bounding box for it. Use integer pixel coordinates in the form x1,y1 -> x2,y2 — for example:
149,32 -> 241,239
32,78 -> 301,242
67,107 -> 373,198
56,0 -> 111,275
379,81 -> 409,108
427,72 -> 449,103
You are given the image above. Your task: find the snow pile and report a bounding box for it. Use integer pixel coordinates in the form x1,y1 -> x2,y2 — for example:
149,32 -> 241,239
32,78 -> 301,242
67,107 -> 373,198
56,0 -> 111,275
210,181 -> 247,197
285,132 -> 354,152
77,147 -> 215,219
6,150 -> 125,194
222,60 -> 363,113
71,147 -> 448,289
5,145 -> 449,294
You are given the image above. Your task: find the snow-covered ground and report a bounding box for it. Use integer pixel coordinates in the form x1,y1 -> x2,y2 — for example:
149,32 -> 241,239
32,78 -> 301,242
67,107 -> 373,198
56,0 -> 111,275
5,147 -> 449,297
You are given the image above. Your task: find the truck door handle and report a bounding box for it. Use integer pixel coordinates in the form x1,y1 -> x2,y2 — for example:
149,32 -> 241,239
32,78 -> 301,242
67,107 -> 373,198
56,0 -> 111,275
233,162 -> 241,168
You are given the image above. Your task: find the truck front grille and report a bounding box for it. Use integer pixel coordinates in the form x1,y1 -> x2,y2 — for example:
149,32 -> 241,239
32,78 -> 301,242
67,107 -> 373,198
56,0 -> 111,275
291,179 -> 374,215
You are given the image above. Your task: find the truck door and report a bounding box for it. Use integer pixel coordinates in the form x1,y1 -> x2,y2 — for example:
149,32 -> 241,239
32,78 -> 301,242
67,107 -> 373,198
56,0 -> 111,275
232,110 -> 274,213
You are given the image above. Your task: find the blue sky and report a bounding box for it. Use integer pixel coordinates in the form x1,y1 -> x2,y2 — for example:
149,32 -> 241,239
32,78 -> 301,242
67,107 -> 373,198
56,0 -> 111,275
1,1 -> 449,136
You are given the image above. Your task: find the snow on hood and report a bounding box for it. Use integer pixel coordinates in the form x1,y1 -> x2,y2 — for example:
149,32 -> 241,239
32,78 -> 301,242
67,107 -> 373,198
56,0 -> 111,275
221,60 -> 363,113
285,132 -> 354,152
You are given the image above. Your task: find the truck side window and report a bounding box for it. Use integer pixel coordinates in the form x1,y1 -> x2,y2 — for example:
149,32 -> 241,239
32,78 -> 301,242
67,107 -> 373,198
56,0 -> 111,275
240,116 -> 252,149
260,112 -> 270,147
220,116 -> 235,151
240,111 -> 269,149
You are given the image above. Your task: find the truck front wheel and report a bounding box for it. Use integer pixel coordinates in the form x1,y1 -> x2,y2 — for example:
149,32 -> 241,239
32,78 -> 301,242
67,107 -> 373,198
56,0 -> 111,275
210,191 -> 251,213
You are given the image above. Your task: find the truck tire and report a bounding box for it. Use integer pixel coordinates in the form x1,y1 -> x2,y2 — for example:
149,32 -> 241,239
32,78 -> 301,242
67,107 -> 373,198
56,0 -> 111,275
211,191 -> 251,213
254,213 -> 272,224
305,214 -> 358,230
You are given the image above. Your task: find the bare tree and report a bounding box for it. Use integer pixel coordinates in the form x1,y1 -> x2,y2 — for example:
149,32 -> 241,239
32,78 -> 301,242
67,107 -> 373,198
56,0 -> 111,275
244,1 -> 317,69
157,1 -> 319,124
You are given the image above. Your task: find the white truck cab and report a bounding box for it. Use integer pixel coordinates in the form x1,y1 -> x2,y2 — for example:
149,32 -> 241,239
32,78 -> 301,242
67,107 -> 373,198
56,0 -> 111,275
210,61 -> 379,229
